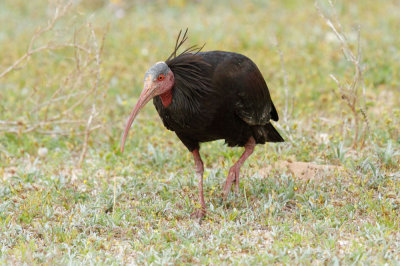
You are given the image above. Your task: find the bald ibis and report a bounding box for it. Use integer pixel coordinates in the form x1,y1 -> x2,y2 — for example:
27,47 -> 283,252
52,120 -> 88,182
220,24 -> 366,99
121,30 -> 284,220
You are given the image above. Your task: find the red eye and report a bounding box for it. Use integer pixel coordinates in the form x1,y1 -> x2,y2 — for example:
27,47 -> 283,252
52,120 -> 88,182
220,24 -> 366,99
158,74 -> 165,81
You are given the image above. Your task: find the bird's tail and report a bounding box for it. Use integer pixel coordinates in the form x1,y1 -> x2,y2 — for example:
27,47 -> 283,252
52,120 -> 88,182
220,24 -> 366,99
252,123 -> 284,143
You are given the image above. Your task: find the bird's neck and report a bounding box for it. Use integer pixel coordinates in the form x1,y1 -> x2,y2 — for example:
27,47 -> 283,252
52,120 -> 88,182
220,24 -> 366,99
160,89 -> 173,107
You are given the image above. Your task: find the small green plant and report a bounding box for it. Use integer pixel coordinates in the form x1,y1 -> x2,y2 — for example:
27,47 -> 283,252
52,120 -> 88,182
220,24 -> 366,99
330,141 -> 348,163
376,140 -> 400,168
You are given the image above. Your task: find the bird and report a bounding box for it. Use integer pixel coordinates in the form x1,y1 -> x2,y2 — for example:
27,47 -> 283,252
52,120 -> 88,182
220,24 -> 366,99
121,29 -> 284,220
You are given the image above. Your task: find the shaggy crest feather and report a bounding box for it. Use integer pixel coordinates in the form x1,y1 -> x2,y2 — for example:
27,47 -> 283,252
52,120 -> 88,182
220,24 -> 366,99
165,29 -> 213,104
166,28 -> 206,62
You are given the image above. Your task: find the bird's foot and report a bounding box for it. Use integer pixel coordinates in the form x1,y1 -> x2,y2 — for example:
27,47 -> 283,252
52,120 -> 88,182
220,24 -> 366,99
190,208 -> 206,223
222,166 -> 240,201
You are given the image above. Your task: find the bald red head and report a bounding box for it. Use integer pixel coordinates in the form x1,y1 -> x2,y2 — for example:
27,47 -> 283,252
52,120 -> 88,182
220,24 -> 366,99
121,62 -> 174,153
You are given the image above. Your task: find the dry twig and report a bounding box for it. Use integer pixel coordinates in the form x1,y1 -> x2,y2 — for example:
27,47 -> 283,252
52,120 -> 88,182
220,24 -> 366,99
316,0 -> 370,149
0,1 -> 108,164
0,3 -> 72,79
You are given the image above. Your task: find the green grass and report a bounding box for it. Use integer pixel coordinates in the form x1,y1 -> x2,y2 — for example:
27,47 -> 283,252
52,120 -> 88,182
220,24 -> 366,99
1,0 -> 400,264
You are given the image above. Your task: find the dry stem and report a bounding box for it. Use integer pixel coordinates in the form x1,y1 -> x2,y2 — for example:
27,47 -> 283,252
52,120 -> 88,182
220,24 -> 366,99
0,3 -> 72,79
0,1 -> 107,164
316,0 -> 370,149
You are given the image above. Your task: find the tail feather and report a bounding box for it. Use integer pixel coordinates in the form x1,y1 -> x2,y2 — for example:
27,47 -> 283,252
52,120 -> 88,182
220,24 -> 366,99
252,123 -> 284,144
270,102 -> 279,121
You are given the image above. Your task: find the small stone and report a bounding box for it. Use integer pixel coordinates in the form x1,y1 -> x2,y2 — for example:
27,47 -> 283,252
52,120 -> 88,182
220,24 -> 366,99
38,147 -> 48,158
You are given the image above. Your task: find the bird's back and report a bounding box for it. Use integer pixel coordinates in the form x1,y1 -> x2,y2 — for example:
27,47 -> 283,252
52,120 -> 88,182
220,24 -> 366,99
199,51 -> 279,122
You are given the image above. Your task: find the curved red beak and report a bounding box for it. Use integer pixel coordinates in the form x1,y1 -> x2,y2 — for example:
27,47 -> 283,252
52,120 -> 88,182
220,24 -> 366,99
120,76 -> 155,153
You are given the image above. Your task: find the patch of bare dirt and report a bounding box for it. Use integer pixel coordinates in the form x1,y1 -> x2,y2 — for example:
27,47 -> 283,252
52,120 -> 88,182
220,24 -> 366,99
259,160 -> 343,180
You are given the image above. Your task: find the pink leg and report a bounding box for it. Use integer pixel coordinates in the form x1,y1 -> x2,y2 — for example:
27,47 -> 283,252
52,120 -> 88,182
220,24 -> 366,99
223,137 -> 255,200
190,149 -> 206,220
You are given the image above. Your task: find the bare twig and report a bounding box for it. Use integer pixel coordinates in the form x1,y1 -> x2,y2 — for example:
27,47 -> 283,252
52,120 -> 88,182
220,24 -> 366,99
316,0 -> 370,149
0,3 -> 72,79
0,1 -> 108,163
32,92 -> 87,113
76,23 -> 106,166
78,105 -> 97,166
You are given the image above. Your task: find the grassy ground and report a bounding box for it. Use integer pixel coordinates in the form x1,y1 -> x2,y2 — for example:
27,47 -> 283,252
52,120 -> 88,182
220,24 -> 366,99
1,0 -> 400,264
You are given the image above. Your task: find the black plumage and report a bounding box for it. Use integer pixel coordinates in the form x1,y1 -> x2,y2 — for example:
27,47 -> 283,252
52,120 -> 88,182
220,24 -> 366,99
153,50 -> 283,151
